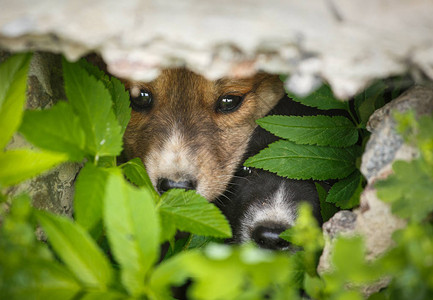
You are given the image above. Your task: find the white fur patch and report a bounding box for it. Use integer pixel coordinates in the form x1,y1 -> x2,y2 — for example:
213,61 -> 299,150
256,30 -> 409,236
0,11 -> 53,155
239,183 -> 298,243
145,129 -> 198,189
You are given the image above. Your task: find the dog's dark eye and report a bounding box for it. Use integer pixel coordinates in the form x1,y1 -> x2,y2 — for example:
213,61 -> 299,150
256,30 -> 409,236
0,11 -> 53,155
236,166 -> 253,177
130,89 -> 153,111
216,94 -> 244,113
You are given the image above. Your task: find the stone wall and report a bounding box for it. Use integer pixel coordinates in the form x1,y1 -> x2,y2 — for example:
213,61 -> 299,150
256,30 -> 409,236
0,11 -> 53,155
1,0 -> 433,98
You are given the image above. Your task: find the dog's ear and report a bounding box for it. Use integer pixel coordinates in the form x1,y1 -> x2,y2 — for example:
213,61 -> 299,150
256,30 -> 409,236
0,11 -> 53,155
83,53 -> 108,74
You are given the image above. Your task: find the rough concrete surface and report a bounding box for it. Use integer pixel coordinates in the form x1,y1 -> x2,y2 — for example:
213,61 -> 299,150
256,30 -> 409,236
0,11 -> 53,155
1,0 -> 433,98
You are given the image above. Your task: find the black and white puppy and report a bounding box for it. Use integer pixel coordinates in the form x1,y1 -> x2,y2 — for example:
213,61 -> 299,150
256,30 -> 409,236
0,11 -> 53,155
217,97 -> 328,250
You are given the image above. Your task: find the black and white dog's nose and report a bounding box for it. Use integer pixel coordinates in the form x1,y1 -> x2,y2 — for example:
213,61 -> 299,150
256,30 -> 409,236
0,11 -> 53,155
251,225 -> 291,250
157,178 -> 196,194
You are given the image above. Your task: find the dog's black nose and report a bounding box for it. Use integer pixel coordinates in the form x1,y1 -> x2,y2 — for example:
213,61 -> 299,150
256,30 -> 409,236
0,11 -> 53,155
251,225 -> 290,250
157,178 -> 196,194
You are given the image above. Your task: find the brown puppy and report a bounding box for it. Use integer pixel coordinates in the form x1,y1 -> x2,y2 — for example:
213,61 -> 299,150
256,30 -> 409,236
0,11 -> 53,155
123,68 -> 283,201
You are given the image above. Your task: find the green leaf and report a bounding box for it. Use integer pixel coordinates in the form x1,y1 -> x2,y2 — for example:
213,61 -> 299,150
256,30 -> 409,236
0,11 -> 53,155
120,157 -> 158,198
150,250 -> 200,298
104,172 -> 159,296
355,80 -> 387,126
288,84 -> 347,110
5,260 -> 81,300
62,59 -> 122,158
376,159 -> 433,222
315,182 -> 338,222
325,236 -> 382,287
245,140 -> 360,180
79,291 -> 130,300
257,115 -> 358,147
159,189 -> 232,238
280,203 -> 324,276
78,59 -> 131,135
36,211 -> 113,289
19,101 -> 86,161
0,53 -> 32,149
326,171 -> 363,209
280,204 -> 323,250
304,274 -> 325,300
74,163 -> 109,233
0,149 -> 68,187
108,77 -> 131,136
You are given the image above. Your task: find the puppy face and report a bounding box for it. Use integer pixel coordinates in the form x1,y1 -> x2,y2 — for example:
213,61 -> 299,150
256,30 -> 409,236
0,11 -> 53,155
218,169 -> 322,250
123,68 -> 283,201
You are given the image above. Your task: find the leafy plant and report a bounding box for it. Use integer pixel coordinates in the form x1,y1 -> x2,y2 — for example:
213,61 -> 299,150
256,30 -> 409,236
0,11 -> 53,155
1,53 -> 433,300
246,81 -> 388,210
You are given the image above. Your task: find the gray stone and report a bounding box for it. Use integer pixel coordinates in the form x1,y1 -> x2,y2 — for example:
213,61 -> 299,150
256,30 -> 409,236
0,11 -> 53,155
362,86 -> 433,183
4,52 -> 80,218
1,0 -> 433,98
317,86 -> 433,297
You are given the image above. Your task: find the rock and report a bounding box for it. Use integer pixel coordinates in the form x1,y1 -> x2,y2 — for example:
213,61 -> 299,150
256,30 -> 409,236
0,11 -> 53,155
317,86 -> 433,297
1,1 -> 433,98
4,52 -> 80,218
362,86 -> 433,183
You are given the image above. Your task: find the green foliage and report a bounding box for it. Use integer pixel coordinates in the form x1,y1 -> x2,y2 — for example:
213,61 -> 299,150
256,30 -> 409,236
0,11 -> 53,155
247,80 -> 381,210
0,53 -> 32,149
0,195 -> 81,300
280,203 -> 324,276
326,171 -> 363,209
376,111 -> 433,222
288,84 -> 348,110
158,189 -> 232,241
376,159 -> 433,222
315,182 -> 338,222
104,171 -> 159,296
354,80 -> 388,127
257,115 -> 358,147
245,140 -> 360,180
62,59 -> 123,160
0,149 -> 68,186
0,53 -> 69,188
36,210 -> 114,289
73,162 -> 109,234
2,53 -> 433,300
20,101 -> 87,161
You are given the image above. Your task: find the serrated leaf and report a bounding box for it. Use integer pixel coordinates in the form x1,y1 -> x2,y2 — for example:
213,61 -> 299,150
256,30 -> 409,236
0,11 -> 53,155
288,84 -> 347,110
0,53 -> 32,149
62,59 -> 122,158
376,159 -> 433,222
159,189 -> 232,238
0,149 -> 68,187
326,171 -> 362,209
108,77 -> 131,135
104,172 -> 159,296
19,101 -> 86,161
36,211 -> 113,289
74,163 -> 109,233
121,157 -> 158,198
257,115 -> 358,147
78,59 -> 131,135
245,140 -> 360,180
